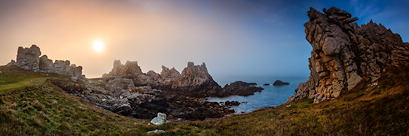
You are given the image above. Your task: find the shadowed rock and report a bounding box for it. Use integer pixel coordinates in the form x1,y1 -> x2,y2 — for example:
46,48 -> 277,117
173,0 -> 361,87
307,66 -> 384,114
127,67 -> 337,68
273,80 -> 290,85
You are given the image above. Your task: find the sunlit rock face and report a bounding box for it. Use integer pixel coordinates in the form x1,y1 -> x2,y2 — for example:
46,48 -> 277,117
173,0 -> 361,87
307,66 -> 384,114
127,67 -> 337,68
287,7 -> 409,103
10,44 -> 83,79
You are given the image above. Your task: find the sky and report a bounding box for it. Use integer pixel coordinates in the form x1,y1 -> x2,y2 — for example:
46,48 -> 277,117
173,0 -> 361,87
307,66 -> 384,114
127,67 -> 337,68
1,0 -> 408,78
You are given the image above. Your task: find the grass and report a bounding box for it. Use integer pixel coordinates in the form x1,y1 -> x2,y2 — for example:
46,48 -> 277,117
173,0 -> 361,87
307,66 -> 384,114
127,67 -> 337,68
156,65 -> 409,135
1,65 -> 409,135
0,65 -> 61,93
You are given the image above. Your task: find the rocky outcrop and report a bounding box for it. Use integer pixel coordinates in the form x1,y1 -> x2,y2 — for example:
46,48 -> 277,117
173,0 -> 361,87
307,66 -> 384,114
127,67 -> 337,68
102,61 -> 262,98
102,60 -> 142,77
219,81 -> 263,97
14,45 -> 41,71
10,45 -> 84,79
273,80 -> 290,86
51,78 -> 234,120
287,7 -> 409,103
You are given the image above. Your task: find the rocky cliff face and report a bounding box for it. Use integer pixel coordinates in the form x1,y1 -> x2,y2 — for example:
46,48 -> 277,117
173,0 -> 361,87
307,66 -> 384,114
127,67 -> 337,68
8,45 -> 84,79
287,7 -> 409,103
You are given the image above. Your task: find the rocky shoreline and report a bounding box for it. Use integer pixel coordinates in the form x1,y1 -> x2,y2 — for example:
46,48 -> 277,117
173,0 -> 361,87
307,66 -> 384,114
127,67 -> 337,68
51,60 -> 263,120
7,45 -> 264,121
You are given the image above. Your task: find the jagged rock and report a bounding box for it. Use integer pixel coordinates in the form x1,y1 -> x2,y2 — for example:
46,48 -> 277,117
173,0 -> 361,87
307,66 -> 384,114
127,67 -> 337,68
10,45 -> 83,79
14,45 -> 41,71
147,70 -> 161,81
273,80 -> 290,85
150,112 -> 167,125
160,66 -> 180,79
263,83 -> 270,86
102,60 -> 142,77
287,7 -> 409,103
176,62 -> 212,87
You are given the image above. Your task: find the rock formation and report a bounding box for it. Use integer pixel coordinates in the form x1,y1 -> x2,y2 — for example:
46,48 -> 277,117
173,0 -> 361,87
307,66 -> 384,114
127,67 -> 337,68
273,80 -> 290,86
50,78 -> 234,120
287,7 -> 409,103
150,112 -> 167,125
14,45 -> 41,71
102,60 -> 142,77
9,45 -> 84,79
100,61 -> 264,98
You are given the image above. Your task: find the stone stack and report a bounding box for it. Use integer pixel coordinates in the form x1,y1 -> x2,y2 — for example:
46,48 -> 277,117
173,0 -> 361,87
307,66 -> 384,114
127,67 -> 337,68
287,7 -> 409,103
102,60 -> 143,77
9,45 -> 84,79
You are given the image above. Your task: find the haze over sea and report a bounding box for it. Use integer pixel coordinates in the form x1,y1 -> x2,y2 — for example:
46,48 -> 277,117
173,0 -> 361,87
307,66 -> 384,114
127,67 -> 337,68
208,75 -> 309,113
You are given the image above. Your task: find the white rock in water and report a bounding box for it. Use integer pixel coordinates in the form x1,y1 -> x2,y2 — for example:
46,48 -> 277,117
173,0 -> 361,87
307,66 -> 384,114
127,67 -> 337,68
150,112 -> 166,125
147,129 -> 165,133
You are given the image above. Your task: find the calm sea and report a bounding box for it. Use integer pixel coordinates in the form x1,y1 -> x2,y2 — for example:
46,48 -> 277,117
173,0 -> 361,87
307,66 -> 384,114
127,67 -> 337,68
208,75 -> 308,113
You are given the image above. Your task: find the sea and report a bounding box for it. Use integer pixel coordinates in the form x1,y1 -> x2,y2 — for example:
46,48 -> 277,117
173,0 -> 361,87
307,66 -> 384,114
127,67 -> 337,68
207,75 -> 308,113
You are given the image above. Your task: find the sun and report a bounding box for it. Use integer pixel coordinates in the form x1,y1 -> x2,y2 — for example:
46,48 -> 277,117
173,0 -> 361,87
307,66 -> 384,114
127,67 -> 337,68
93,40 -> 104,52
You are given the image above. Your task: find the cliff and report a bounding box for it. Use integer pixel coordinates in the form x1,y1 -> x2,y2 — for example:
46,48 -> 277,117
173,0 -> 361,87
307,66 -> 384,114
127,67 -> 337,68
287,7 -> 409,103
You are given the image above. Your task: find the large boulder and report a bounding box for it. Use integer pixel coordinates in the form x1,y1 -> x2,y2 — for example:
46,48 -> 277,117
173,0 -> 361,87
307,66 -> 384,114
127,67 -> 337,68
39,55 -> 54,73
150,112 -> 167,125
287,7 -> 409,103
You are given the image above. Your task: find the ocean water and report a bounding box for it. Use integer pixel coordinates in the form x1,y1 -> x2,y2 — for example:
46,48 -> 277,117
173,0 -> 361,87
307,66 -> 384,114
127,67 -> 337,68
207,76 -> 308,113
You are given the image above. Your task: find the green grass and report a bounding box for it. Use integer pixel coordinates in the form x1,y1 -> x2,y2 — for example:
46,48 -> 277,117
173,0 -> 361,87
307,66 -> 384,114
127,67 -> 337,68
0,65 -> 61,93
1,65 -> 409,135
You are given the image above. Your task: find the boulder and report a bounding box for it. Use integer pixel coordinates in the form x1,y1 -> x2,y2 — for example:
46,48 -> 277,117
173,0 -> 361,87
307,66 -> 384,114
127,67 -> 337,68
273,80 -> 290,85
147,129 -> 165,134
39,55 -> 54,73
263,83 -> 270,86
150,112 -> 167,125
224,101 -> 240,106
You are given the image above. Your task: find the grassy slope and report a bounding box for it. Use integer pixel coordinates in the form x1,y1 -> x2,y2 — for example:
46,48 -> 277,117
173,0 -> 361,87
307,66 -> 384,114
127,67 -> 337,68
1,65 -> 409,135
165,65 -> 409,135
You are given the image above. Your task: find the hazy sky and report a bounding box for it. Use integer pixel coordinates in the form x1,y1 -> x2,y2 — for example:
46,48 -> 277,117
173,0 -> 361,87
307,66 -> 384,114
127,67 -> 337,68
1,0 -> 408,78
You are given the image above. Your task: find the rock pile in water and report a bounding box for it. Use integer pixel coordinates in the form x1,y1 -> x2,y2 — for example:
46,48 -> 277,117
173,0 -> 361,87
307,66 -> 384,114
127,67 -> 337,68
8,45 -> 84,79
287,7 -> 409,103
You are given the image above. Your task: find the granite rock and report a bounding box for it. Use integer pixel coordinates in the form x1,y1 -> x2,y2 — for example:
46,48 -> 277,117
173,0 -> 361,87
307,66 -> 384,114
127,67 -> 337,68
287,7 -> 409,103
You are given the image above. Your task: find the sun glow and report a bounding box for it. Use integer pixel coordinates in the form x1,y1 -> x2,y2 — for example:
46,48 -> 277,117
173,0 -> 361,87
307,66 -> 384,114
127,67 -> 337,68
93,40 -> 104,52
